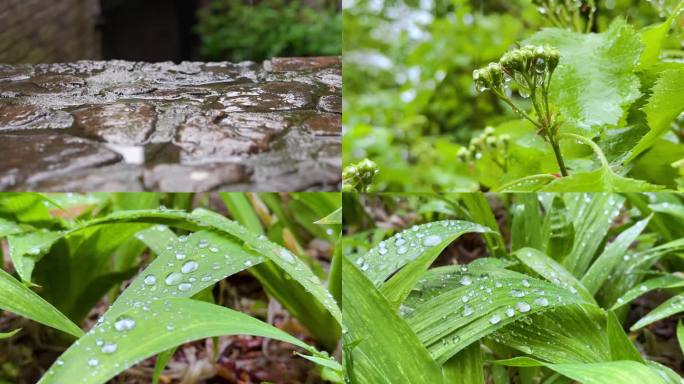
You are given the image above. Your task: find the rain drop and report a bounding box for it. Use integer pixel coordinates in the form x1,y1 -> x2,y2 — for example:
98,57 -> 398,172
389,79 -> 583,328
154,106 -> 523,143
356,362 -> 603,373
178,283 -> 192,291
143,275 -> 157,286
181,260 -> 198,274
489,314 -> 502,324
516,302 -> 531,313
113,316 -> 136,332
165,272 -> 183,286
101,342 -> 117,354
423,235 -> 441,247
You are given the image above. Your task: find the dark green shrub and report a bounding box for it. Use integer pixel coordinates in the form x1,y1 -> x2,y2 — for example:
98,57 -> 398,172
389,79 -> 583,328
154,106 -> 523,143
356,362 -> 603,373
196,0 -> 341,62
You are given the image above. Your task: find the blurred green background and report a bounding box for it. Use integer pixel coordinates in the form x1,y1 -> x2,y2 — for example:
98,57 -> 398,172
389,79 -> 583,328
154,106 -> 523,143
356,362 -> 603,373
343,0 -> 682,191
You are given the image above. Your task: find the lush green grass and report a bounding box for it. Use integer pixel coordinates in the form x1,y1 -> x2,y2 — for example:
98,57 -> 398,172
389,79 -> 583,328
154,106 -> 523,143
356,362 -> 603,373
343,192 -> 684,383
0,192 -> 342,383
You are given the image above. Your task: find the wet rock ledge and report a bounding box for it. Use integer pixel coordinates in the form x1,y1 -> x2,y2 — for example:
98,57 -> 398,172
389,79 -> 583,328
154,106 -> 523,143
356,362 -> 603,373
0,57 -> 341,191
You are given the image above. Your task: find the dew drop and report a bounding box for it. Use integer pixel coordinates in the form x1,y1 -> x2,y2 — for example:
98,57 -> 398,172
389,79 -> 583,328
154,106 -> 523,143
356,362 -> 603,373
178,283 -> 192,291
462,305 -> 474,316
101,342 -> 117,354
516,302 -> 531,313
460,276 -> 472,286
165,272 -> 183,285
175,252 -> 187,260
280,249 -> 295,263
423,235 -> 442,247
143,275 -> 157,286
489,314 -> 501,324
87,358 -> 99,367
113,316 -> 136,332
505,308 -> 515,317
181,260 -> 198,274
534,297 -> 549,307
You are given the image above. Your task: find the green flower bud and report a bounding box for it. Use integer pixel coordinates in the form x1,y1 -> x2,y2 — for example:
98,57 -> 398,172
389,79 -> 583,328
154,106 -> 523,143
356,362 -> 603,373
456,147 -> 469,162
487,62 -> 503,88
485,136 -> 498,149
342,159 -> 378,192
500,134 -> 510,145
483,126 -> 495,136
500,50 -> 524,73
545,47 -> 560,72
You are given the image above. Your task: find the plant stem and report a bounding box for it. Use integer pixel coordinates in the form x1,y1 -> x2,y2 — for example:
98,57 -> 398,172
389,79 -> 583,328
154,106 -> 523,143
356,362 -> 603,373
548,134 -> 569,176
494,90 -> 542,130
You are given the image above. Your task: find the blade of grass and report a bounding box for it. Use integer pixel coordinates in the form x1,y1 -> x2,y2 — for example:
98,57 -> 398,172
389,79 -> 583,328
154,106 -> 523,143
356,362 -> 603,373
354,220 -> 495,287
342,256 -> 442,384
0,329 -> 21,340
380,225 -> 495,309
494,357 -> 668,384
606,311 -> 643,362
513,248 -> 595,304
459,193 -> 506,257
38,298 -> 320,384
541,196 -> 575,261
0,267 -> 82,337
631,292 -> 684,330
678,320 -> 684,355
442,342 -> 485,384
581,215 -> 652,295
562,193 -> 624,276
510,194 -> 543,252
610,275 -> 684,310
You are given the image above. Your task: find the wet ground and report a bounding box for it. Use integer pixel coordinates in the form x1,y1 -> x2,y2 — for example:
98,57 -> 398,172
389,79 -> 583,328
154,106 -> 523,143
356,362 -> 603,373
0,57 -> 341,191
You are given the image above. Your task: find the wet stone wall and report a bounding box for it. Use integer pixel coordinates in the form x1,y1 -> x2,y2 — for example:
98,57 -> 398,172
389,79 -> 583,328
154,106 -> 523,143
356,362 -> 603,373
0,57 -> 341,191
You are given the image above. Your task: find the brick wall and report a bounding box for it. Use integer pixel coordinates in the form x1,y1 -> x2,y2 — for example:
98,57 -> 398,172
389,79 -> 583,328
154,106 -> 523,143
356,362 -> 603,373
0,0 -> 101,64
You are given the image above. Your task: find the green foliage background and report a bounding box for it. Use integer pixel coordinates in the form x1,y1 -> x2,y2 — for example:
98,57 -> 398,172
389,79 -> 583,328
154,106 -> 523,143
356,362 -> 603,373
343,0 -> 684,191
196,0 -> 342,61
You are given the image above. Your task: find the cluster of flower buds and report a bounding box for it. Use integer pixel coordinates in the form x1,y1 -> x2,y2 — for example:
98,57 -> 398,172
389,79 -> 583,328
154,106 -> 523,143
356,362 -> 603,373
473,45 -> 560,98
342,159 -> 379,192
531,0 -> 596,32
456,127 -> 510,169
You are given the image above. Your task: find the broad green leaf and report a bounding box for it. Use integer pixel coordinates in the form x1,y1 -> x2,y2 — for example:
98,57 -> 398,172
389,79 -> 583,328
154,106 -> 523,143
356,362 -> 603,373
541,166 -> 665,192
526,19 -> 642,135
342,256 -> 442,384
0,328 -> 21,340
7,230 -> 65,282
352,220 -> 493,287
404,271 -> 595,364
541,196 -> 574,260
0,217 -> 28,237
510,194 -> 543,252
460,194 -> 506,256
606,311 -> 643,362
629,66 -> 684,160
562,193 -> 623,277
494,357 -> 668,384
380,225 -> 495,309
0,267 -> 82,337
38,298 -> 318,384
638,1 -> 684,70
513,248 -> 595,304
188,208 -> 341,324
495,174 -> 555,192
492,304 -> 610,364
631,292 -> 684,330
442,342 -> 484,384
610,275 -> 684,310
581,215 -> 652,295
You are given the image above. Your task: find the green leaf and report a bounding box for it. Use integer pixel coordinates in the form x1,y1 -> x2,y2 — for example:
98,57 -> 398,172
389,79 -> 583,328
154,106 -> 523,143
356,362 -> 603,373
351,220 -> 494,287
541,166 -> 665,192
606,311 -> 643,362
442,342 -> 484,384
0,267 -> 82,337
342,256 -> 442,384
630,292 -> 684,330
38,298 -> 318,384
629,66 -> 684,160
526,19 -> 642,135
510,194 -> 543,252
581,215 -> 652,295
315,207 -> 342,224
513,248 -> 595,304
494,357 -> 668,384
404,270 -> 596,364
0,328 -> 21,340
561,193 -> 623,277
495,174 -> 555,192
610,275 -> 684,310
541,195 -> 575,260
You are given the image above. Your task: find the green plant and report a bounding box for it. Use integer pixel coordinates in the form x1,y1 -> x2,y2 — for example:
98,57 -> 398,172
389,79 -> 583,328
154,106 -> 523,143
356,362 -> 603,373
196,0 -> 341,62
342,192 -> 684,383
343,0 -> 684,192
0,193 -> 342,383
342,159 -> 379,193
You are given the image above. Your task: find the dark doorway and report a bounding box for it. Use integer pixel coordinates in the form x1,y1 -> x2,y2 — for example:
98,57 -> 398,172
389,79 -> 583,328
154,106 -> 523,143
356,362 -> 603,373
98,0 -> 200,62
